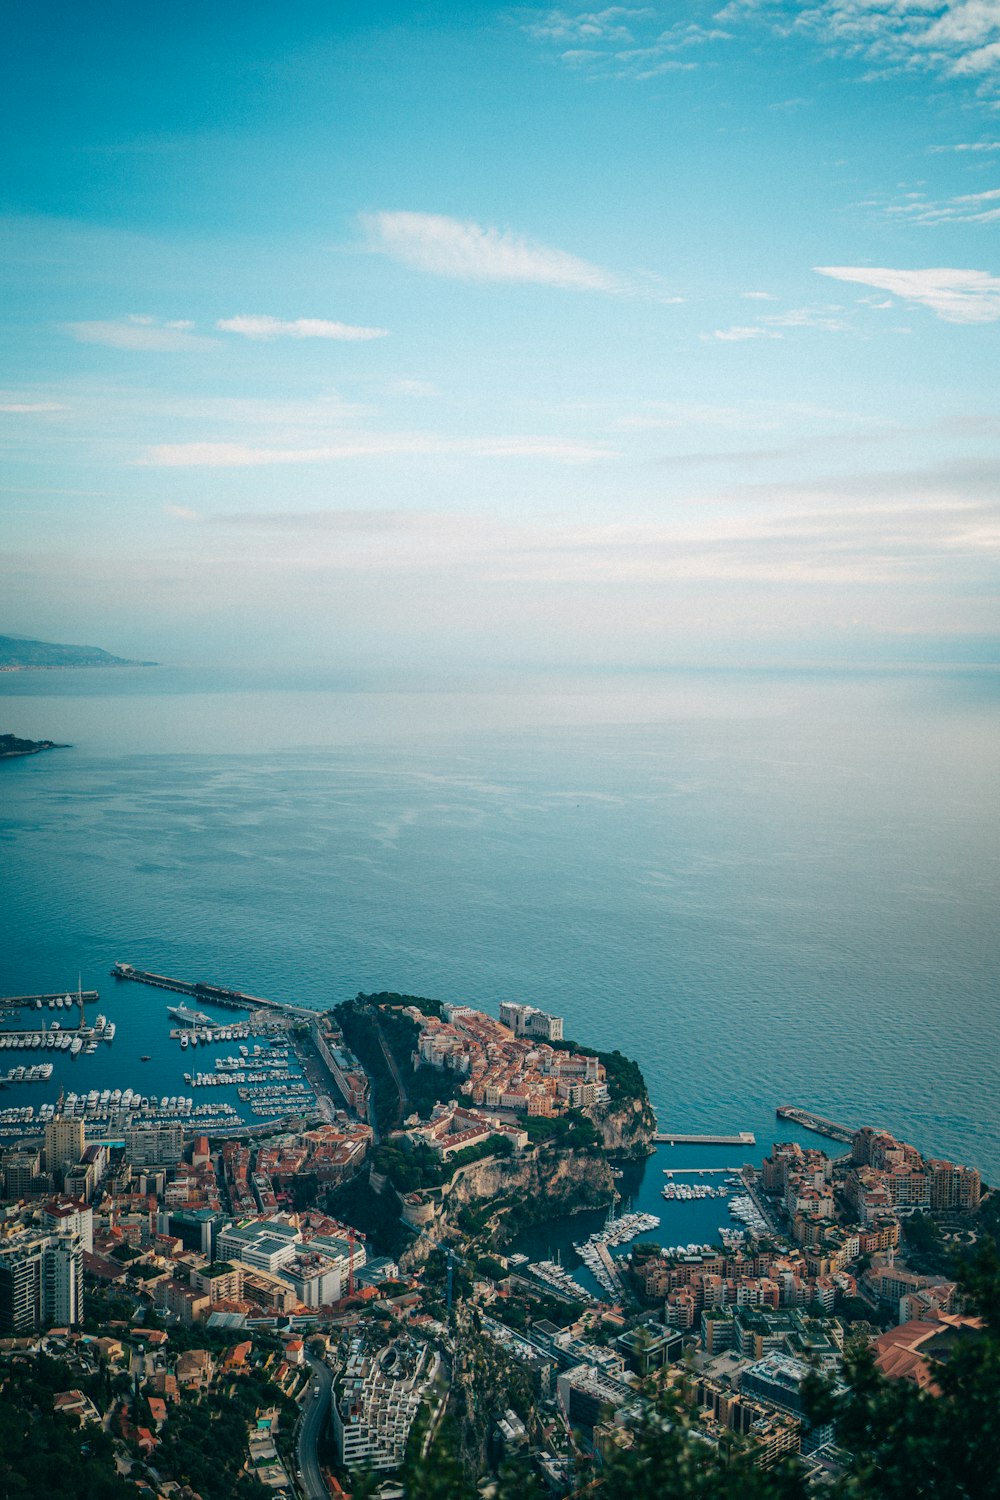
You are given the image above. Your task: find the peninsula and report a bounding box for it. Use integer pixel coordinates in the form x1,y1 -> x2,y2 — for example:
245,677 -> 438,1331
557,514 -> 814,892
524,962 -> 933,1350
0,632 -> 155,670
0,732 -> 70,759
328,992 -> 656,1263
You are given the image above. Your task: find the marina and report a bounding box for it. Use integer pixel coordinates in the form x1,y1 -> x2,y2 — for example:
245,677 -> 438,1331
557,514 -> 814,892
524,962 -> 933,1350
0,978 -> 325,1144
573,1208 -> 661,1299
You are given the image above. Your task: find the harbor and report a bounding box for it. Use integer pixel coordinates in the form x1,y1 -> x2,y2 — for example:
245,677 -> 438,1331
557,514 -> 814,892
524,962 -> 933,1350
0,974 -> 328,1145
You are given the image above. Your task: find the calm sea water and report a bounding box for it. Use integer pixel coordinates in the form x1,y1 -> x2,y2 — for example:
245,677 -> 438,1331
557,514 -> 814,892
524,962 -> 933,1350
2,666 -> 998,1229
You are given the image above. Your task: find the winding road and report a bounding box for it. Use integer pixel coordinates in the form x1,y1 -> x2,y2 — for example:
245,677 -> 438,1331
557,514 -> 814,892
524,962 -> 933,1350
297,1352 -> 333,1500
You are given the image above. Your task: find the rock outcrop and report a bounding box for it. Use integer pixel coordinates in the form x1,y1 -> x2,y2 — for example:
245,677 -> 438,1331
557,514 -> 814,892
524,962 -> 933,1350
397,1145 -> 614,1268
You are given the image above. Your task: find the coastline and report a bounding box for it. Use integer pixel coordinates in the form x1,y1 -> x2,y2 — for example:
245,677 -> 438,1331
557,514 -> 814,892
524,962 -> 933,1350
0,735 -> 71,759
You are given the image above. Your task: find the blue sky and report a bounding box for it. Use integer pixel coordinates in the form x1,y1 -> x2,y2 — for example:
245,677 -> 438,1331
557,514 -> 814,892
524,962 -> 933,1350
2,1 -> 999,669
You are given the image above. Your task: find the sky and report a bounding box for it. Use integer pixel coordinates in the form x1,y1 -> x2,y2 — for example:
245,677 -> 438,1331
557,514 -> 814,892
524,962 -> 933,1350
2,0 -> 1000,672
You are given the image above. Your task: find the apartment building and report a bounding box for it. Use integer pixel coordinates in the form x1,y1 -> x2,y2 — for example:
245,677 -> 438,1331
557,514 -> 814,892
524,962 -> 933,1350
332,1335 -> 440,1471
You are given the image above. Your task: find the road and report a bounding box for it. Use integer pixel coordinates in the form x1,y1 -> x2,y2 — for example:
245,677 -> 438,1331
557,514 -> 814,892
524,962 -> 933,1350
297,1352 -> 333,1500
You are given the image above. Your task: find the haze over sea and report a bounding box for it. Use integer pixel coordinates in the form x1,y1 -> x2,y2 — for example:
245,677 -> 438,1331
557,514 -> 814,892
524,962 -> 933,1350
2,665 -> 998,1185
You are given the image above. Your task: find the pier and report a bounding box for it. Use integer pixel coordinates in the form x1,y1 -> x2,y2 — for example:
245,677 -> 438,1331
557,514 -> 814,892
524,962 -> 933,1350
593,1241 -> 625,1297
111,962 -> 316,1019
1,991 -> 98,1008
653,1131 -> 756,1146
663,1166 -> 741,1175
775,1106 -> 856,1144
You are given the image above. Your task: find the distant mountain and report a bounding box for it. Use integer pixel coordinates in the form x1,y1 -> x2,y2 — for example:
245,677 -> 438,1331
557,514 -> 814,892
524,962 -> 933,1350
0,633 -> 156,670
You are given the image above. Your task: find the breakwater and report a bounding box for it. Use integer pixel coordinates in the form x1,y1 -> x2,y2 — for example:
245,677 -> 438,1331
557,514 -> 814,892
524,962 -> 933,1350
111,962 -> 315,1018
653,1130 -> 756,1146
1,991 -> 98,1008
775,1106 -> 856,1144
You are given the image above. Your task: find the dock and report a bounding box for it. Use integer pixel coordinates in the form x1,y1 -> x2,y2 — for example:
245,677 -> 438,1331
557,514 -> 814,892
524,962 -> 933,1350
653,1131 -> 756,1146
1,991 -> 98,1008
775,1106 -> 856,1144
111,962 -> 315,1019
594,1242 -> 626,1297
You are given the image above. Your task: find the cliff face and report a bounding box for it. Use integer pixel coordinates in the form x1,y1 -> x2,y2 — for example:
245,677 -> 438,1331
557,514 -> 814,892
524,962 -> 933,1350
588,1096 -> 657,1158
397,1146 -> 613,1267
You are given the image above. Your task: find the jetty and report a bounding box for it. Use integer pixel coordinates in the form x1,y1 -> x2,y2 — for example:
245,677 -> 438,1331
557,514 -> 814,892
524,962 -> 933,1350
110,962 -> 315,1019
653,1131 -> 756,1146
775,1106 -> 856,1144
1,991 -> 98,1008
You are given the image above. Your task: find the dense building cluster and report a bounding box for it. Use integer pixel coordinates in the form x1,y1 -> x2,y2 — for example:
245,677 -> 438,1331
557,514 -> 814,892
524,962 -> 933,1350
0,995 -> 991,1498
409,1001 -> 608,1114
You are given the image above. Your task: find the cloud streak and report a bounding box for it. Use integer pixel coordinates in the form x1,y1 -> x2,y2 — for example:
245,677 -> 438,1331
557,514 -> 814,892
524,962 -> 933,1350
139,433 -> 615,467
64,317 -> 215,352
361,210 -> 625,292
216,315 -> 388,340
815,265 -> 1000,323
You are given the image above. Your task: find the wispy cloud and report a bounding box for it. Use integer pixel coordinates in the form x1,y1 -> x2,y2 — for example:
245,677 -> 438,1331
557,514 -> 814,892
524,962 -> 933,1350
522,7 -> 655,46
759,306 -> 849,332
706,304 -> 849,342
706,325 -> 784,342
519,7 -> 730,78
216,315 -> 388,341
64,316 -> 215,352
815,265 -> 1000,323
881,184 -> 1000,226
361,210 -> 624,292
928,139 -> 1000,152
139,433 -> 615,467
718,0 -> 1000,95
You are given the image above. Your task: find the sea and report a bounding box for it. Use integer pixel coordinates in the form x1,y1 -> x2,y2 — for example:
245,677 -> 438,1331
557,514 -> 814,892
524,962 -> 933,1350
2,663 -> 998,1278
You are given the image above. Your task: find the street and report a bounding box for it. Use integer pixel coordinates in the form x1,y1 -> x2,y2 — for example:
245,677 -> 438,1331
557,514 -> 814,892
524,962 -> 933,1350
296,1351 -> 333,1500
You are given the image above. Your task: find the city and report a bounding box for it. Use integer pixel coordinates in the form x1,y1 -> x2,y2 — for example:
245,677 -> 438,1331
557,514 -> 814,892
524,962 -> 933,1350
0,989 -> 994,1499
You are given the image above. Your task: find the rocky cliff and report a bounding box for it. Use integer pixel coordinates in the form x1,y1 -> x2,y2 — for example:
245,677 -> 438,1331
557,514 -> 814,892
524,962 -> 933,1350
587,1095 -> 657,1158
396,1145 -> 614,1267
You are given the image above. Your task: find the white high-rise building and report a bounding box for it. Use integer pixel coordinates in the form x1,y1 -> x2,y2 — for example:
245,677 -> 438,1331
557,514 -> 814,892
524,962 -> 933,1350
43,1232 -> 83,1326
42,1198 -> 94,1253
0,1231 -> 84,1333
125,1123 -> 183,1167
